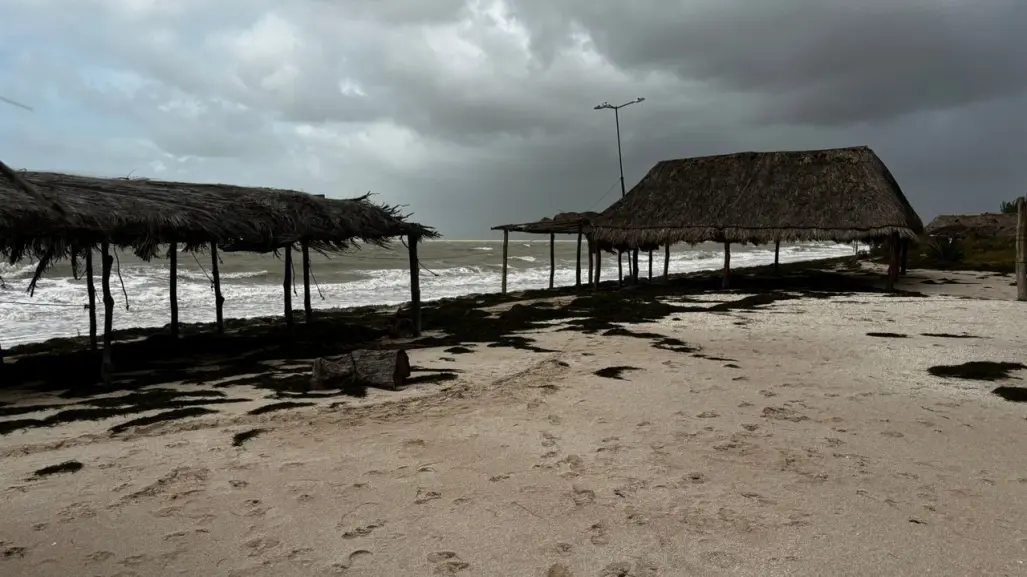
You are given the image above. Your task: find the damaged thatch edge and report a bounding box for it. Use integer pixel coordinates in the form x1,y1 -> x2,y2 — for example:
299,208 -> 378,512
0,161 -> 438,270
492,210 -> 599,235
589,225 -> 920,247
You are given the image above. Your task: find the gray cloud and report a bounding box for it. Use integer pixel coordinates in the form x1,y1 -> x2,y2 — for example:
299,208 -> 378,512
0,0 -> 1024,238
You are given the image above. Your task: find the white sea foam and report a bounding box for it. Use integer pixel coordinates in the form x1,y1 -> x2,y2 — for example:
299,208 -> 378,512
0,242 -> 859,346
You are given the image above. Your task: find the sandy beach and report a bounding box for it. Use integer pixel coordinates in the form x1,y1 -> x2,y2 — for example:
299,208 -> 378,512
2,262 -> 1026,576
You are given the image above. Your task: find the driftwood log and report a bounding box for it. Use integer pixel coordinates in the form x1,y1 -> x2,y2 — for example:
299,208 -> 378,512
311,349 -> 411,391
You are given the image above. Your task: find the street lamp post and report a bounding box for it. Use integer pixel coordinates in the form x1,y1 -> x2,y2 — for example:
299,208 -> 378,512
594,97 -> 645,197
595,97 -> 645,282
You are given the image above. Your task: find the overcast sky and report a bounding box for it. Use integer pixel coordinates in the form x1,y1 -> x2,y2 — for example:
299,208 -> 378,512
1,0 -> 1024,238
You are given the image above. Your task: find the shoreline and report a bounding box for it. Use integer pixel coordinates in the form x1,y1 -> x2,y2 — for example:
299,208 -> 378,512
3,255 -> 857,359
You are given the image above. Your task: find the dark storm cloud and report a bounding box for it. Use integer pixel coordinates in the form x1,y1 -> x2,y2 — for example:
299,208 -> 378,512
0,0 -> 1024,238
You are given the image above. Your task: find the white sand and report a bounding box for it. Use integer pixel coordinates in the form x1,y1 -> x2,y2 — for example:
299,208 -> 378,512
2,269 -> 1026,576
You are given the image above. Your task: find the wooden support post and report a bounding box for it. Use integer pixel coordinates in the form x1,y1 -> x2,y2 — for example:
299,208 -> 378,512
549,232 -> 556,289
283,244 -> 293,332
885,233 -> 900,291
501,230 -> 509,294
100,241 -> 114,385
1017,197 -> 1026,301
632,248 -> 639,284
575,231 -> 583,287
722,242 -> 731,289
169,242 -> 179,337
587,237 -> 594,286
594,245 -> 602,290
210,242 -> 225,334
664,244 -> 670,280
85,247 -> 98,350
648,249 -> 653,282
617,250 -> 623,285
302,241 -> 312,323
408,234 -> 422,335
900,238 -> 909,275
773,240 -> 780,275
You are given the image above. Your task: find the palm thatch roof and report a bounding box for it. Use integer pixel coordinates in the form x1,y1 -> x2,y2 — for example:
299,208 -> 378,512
492,211 -> 599,234
590,146 -> 923,247
0,160 -> 436,267
925,213 -> 1017,238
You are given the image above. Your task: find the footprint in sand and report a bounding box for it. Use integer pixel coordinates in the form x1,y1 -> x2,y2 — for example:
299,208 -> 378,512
697,411 -> 719,419
541,432 -> 560,448
415,489 -> 442,504
427,551 -> 469,574
571,484 -> 595,506
588,522 -> 609,546
243,537 -> 281,557
546,563 -> 573,577
341,520 -> 385,539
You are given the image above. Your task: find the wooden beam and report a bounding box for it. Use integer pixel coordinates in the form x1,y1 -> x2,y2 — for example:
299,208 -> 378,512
501,230 -> 509,294
101,241 -> 114,385
1017,197 -> 1026,301
664,244 -> 670,279
549,232 -> 556,289
632,249 -> 639,284
885,233 -> 900,291
773,240 -> 780,275
588,237 -> 595,286
169,242 -> 179,337
575,231 -> 583,287
594,245 -> 602,290
722,242 -> 731,289
648,249 -> 653,282
302,240 -> 312,323
211,242 -> 225,334
283,244 -> 293,332
618,250 -> 623,286
85,247 -> 97,350
408,233 -> 422,335
900,238 -> 909,276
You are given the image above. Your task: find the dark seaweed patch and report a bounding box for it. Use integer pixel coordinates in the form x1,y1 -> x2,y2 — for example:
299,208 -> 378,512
867,332 -> 908,338
992,387 -> 1027,403
406,372 -> 459,386
232,428 -> 268,447
443,346 -> 475,354
928,361 -> 1026,381
32,460 -> 84,478
247,401 -> 315,416
109,407 -> 218,435
594,366 -> 640,380
920,333 -> 981,339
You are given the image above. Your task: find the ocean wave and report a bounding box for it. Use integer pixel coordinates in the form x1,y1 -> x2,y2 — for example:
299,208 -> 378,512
0,242 -> 860,346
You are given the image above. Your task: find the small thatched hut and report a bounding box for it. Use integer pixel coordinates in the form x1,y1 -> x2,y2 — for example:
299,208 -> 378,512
492,211 -> 598,292
0,159 -> 436,381
590,146 -> 924,288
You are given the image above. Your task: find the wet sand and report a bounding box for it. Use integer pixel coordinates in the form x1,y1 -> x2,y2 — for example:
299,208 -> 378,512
1,263 -> 1026,576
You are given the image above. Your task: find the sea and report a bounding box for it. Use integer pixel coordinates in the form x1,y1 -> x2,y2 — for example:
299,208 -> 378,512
0,240 -> 857,347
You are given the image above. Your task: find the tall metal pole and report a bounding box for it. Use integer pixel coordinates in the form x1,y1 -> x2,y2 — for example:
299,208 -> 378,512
594,97 -> 644,199
614,108 -> 625,197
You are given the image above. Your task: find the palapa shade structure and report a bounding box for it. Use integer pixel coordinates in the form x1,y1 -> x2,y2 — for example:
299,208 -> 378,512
492,211 -> 599,292
590,145 -> 924,289
0,159 -> 436,383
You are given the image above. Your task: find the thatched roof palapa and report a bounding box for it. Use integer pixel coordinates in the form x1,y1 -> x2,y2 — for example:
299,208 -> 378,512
925,213 -> 1017,238
0,161 -> 437,267
590,146 -> 923,248
492,211 -> 600,234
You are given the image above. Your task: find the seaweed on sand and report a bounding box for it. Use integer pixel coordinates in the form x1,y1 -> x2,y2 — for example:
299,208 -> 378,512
32,460 -> 84,478
594,366 -> 640,380
232,428 -> 268,447
927,361 -> 1026,381
247,401 -> 315,416
109,407 -> 218,435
